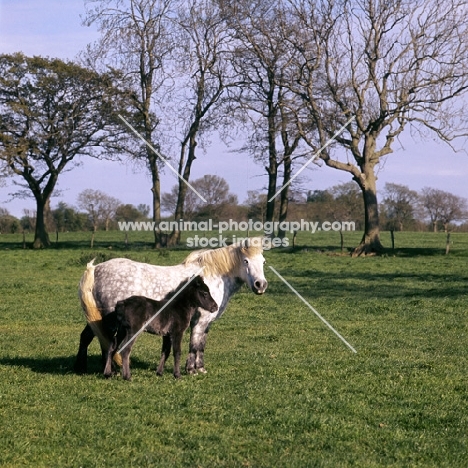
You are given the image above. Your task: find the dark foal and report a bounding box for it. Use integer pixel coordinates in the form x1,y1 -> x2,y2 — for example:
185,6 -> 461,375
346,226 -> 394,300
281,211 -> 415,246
103,275 -> 218,380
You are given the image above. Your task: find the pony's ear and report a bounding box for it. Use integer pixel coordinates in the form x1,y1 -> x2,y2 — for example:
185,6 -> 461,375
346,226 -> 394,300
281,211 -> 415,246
242,237 -> 263,252
241,238 -> 250,251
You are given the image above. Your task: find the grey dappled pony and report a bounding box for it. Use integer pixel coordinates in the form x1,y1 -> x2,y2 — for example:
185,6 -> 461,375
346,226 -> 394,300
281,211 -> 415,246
74,238 -> 268,375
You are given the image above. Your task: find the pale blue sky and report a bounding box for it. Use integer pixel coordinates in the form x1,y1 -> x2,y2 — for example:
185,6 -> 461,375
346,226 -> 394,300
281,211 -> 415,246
1,0 -> 467,218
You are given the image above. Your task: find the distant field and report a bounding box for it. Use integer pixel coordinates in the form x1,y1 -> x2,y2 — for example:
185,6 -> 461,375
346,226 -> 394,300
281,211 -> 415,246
0,231 -> 467,467
1,227 -> 464,255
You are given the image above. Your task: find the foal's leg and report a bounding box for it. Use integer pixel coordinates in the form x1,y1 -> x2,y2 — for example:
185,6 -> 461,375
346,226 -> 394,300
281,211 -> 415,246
116,328 -> 133,381
156,334 -> 172,376
74,324 -> 94,374
120,345 -> 132,381
172,332 -> 183,379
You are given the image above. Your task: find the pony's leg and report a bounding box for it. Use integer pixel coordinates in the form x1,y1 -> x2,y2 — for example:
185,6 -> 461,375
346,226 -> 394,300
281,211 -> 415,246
73,324 -> 94,374
186,321 -> 209,374
194,332 -> 208,373
156,335 -> 171,376
172,333 -> 182,379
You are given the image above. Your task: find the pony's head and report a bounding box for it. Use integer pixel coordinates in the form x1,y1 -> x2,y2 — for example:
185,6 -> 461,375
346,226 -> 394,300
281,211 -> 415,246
183,237 -> 268,295
236,238 -> 268,295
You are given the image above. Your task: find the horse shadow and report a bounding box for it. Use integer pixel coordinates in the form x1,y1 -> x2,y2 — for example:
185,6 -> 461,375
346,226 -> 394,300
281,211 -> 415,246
0,355 -> 155,376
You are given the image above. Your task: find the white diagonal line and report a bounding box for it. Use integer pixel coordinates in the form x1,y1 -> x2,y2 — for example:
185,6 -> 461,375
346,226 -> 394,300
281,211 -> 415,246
268,115 -> 356,202
117,266 -> 205,354
118,114 -> 207,203
268,265 -> 357,353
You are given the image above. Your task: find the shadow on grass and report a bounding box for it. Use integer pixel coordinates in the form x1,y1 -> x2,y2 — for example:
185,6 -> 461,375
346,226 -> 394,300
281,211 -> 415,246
0,240 -> 156,251
0,355 -> 158,376
268,268 -> 468,299
286,245 -> 468,258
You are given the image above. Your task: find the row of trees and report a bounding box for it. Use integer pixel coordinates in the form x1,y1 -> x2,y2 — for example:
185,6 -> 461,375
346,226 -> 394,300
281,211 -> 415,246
0,194 -> 150,235
2,179 -> 466,235
1,0 -> 468,253
306,183 -> 468,233
381,185 -> 468,233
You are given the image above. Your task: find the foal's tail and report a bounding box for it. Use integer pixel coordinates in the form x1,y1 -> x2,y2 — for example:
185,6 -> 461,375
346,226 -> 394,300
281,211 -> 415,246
79,259 -> 122,366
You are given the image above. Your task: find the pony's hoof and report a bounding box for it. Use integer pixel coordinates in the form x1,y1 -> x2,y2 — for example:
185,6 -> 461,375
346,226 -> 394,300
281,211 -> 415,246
186,368 -> 197,375
173,373 -> 181,379
197,367 -> 207,374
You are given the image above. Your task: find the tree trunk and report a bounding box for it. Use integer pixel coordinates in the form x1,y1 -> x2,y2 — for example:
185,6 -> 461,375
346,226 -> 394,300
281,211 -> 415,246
265,165 -> 277,223
33,198 -> 51,249
147,151 -> 162,248
152,178 -> 162,248
277,156 -> 292,239
168,134 -> 198,247
352,167 -> 384,257
265,96 -> 278,223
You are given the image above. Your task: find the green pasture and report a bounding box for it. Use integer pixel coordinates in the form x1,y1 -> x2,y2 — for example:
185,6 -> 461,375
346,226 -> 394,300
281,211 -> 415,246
0,230 -> 467,467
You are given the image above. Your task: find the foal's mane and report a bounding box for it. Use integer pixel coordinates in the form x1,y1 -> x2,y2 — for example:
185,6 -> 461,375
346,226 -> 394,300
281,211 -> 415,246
164,277 -> 191,301
183,239 -> 263,277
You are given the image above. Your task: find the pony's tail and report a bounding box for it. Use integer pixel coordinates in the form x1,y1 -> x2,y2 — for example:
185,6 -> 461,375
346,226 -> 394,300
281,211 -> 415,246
79,259 -> 122,367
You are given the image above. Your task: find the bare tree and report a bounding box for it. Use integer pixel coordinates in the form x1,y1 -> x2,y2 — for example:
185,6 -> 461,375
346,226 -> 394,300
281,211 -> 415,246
284,0 -> 468,255
245,190 -> 267,222
77,189 -> 121,231
329,182 -> 364,227
167,0 -> 233,244
420,187 -> 467,232
382,183 -> 419,231
83,0 -> 175,246
162,174 -> 238,220
219,0 -> 304,233
420,187 -> 442,232
162,183 -> 200,219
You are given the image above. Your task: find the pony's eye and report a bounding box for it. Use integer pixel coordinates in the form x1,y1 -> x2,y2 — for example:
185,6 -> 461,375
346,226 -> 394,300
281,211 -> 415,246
244,259 -> 249,265
263,259 -> 266,265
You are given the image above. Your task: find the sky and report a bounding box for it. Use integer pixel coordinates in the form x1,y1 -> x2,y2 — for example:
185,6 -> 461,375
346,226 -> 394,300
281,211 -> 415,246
1,0 -> 467,218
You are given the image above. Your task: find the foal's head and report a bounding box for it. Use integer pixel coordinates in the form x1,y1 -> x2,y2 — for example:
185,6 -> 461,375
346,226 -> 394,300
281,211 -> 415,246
186,275 -> 218,313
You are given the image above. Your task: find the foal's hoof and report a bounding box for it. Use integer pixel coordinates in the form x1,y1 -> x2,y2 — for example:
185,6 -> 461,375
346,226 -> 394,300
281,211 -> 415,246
186,368 -> 197,375
197,367 -> 207,374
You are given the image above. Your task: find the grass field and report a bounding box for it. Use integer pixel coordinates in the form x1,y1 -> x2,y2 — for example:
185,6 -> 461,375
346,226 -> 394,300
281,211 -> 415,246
0,230 -> 467,467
